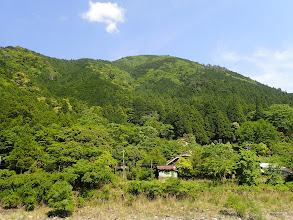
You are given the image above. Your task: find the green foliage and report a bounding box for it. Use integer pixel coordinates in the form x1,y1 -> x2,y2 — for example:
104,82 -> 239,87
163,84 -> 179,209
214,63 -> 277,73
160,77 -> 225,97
140,112 -> 174,139
225,192 -> 247,218
3,192 -> 21,209
132,147 -> 166,180
164,177 -> 187,197
264,164 -> 285,185
77,196 -> 86,208
236,119 -> 279,144
265,104 -> 293,136
142,181 -> 164,199
225,192 -> 263,219
285,182 -> 293,191
127,181 -> 142,196
64,152 -> 116,189
77,107 -> 108,126
176,157 -> 193,179
200,143 -> 238,181
6,134 -> 45,173
237,150 -> 261,185
226,97 -> 246,124
48,181 -> 75,214
0,170 -> 56,210
100,186 -> 110,201
251,143 -> 270,156
203,102 -> 234,142
270,142 -> 293,170
22,195 -> 37,211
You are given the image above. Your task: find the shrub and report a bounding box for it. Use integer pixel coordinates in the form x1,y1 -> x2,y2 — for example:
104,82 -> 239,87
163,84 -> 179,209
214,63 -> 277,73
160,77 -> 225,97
18,183 -> 38,211
3,192 -> 21,209
225,192 -> 264,219
141,181 -> 163,199
236,150 -> 261,185
77,197 -> 86,208
264,164 -> 285,185
100,186 -> 110,201
164,178 -> 187,198
48,181 -> 75,217
23,196 -> 36,211
124,194 -> 135,206
128,181 -> 142,196
286,182 -> 293,192
225,192 -> 247,218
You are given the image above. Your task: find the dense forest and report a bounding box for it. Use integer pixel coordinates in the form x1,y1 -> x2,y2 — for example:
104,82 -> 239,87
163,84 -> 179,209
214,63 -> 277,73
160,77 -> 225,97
0,46 -> 292,217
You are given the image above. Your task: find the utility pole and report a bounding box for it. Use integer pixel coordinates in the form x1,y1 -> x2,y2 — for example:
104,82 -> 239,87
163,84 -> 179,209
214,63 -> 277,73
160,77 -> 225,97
151,160 -> 153,179
122,150 -> 125,180
0,156 -> 2,166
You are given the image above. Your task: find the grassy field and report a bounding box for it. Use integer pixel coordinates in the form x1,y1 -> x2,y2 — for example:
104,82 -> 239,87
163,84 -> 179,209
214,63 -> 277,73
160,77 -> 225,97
1,181 -> 293,220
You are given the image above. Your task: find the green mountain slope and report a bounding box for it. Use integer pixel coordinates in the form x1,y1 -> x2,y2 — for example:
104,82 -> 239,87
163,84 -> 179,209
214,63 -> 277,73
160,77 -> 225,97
113,55 -> 291,102
0,46 -> 292,143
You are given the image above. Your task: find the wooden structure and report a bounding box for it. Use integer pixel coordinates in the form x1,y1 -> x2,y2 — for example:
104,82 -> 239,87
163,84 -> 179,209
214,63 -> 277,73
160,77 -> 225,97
157,154 -> 192,178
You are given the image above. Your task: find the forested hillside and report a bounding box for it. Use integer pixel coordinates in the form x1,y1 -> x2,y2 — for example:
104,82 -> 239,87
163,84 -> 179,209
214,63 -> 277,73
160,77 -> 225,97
0,46 -> 293,216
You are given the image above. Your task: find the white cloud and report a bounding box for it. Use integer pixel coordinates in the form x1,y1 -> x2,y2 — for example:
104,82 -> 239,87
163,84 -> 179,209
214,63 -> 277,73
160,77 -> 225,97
81,1 -> 126,34
214,46 -> 293,93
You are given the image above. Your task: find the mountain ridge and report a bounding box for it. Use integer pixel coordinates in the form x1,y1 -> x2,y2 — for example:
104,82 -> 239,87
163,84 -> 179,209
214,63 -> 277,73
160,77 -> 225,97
1,46 -> 293,143
1,46 -> 290,94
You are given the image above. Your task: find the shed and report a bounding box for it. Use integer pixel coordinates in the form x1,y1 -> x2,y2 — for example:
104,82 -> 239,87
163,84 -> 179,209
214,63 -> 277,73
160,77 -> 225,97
157,155 -> 192,178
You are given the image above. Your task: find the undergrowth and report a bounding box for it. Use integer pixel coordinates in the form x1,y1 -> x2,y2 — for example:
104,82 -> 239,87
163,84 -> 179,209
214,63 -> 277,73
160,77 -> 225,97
1,179 -> 292,219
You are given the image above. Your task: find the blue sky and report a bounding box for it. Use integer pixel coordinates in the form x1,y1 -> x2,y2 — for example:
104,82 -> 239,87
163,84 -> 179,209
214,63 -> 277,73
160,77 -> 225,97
1,0 -> 293,92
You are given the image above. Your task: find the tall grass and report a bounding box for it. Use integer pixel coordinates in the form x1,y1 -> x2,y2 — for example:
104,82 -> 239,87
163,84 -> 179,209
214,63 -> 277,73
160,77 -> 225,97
1,180 -> 293,219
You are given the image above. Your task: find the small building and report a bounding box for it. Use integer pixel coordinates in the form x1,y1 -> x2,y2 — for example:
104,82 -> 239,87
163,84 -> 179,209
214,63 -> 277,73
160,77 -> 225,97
157,154 -> 191,178
157,157 -> 180,178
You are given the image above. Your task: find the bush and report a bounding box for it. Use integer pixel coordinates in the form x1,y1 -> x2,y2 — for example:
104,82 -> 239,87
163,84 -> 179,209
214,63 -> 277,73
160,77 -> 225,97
18,183 -> 38,211
77,197 -> 86,208
3,192 -> 21,209
286,182 -> 293,192
264,165 -> 285,185
164,178 -> 187,198
225,192 -> 247,218
48,181 -> 75,217
124,194 -> 135,206
128,181 -> 142,196
23,196 -> 37,211
141,181 -> 163,199
100,186 -> 110,201
225,192 -> 264,219
236,150 -> 261,185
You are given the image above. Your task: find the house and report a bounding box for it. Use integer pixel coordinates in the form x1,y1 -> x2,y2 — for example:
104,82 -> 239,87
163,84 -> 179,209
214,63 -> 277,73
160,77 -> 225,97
157,156 -> 180,178
157,154 -> 191,178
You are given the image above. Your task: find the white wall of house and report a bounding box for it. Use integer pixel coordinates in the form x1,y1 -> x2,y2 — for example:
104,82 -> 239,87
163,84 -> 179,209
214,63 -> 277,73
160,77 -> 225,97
159,171 -> 178,178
